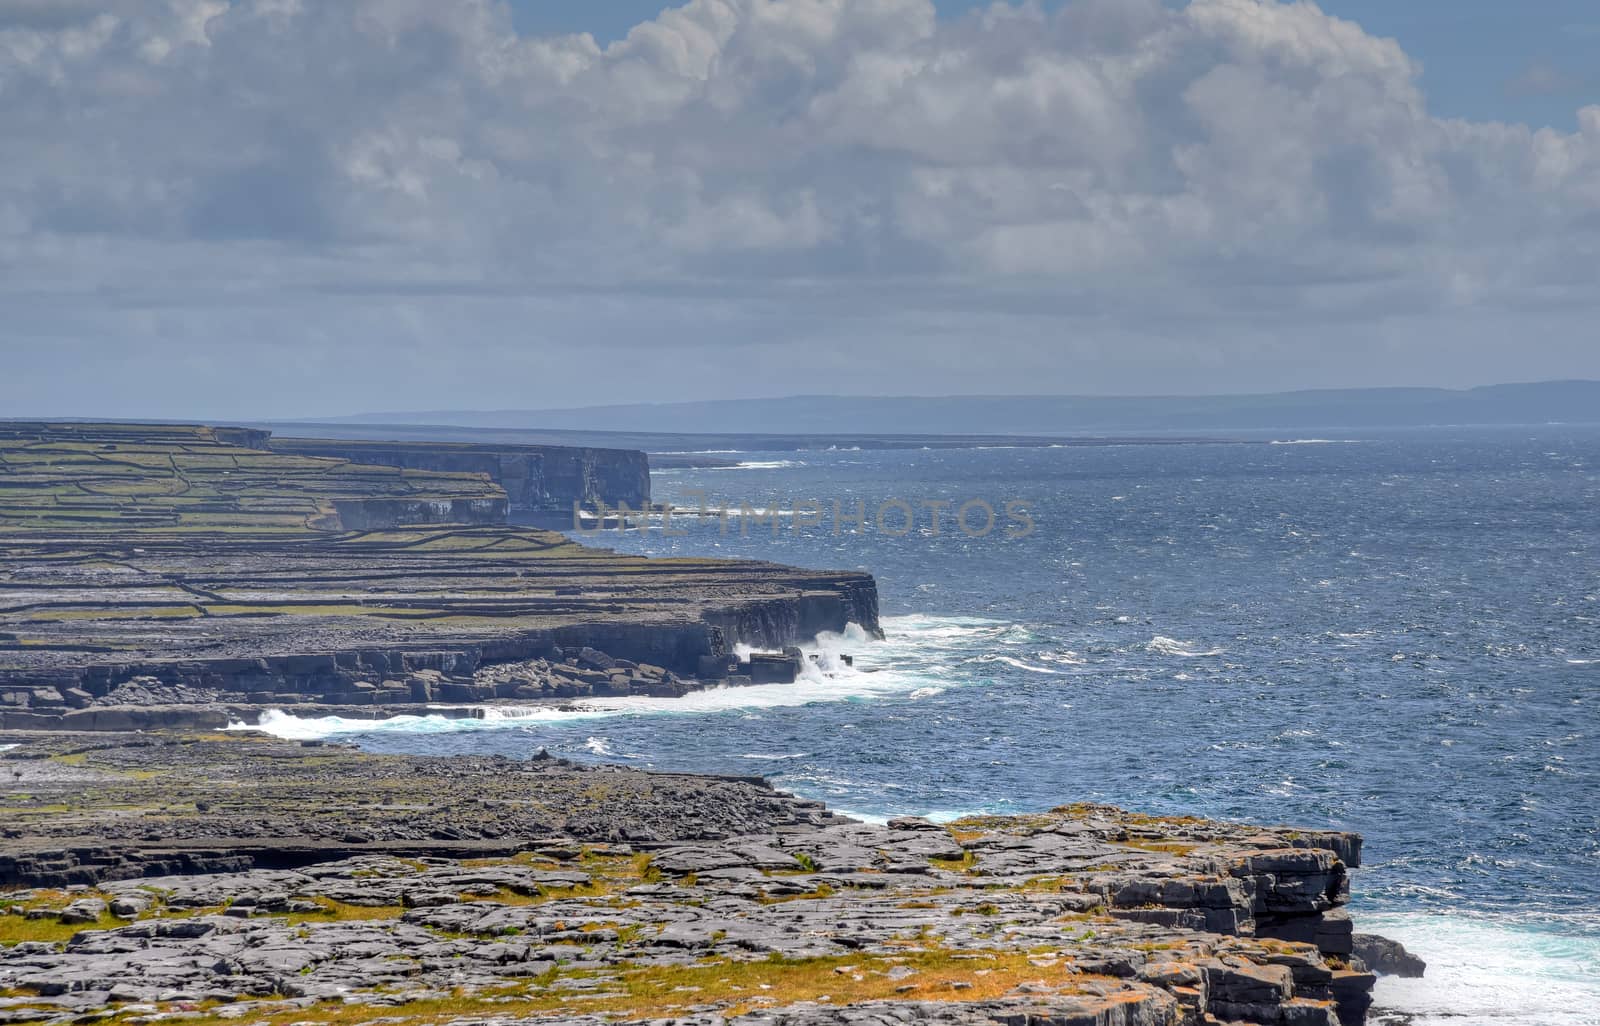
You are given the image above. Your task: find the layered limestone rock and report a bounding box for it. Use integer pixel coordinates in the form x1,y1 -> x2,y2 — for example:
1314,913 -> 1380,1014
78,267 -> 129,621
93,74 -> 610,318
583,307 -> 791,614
0,735 -> 1385,1026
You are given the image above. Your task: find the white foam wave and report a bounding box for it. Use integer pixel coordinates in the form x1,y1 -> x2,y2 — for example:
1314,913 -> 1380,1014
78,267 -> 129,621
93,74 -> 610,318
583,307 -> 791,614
922,809 -> 990,824
1147,635 -> 1225,658
979,654 -> 1067,675
880,614 -> 1034,649
833,807 -> 991,827
705,460 -> 803,471
835,809 -> 892,825
236,617 -> 984,742
583,736 -> 614,756
232,709 -> 522,740
1038,650 -> 1086,666
1363,911 -> 1600,1025
1270,439 -> 1361,445
0,743 -> 17,753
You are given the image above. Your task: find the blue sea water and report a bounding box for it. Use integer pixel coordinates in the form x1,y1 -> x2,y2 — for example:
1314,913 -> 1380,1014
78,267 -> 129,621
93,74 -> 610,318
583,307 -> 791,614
257,427 -> 1600,1024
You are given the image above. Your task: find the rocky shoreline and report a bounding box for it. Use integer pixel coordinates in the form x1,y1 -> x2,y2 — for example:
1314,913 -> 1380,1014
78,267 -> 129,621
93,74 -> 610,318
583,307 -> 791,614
0,422 -> 879,731
2,421 -> 1423,1025
0,641 -> 846,734
0,732 -> 1422,1026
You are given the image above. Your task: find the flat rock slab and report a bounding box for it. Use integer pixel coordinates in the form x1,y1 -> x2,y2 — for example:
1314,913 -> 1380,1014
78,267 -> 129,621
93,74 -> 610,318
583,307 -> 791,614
0,736 -> 1379,1026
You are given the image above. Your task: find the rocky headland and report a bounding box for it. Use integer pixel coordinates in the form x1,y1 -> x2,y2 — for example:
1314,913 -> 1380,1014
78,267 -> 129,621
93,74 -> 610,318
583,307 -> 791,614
0,422 -> 876,731
0,732 -> 1399,1026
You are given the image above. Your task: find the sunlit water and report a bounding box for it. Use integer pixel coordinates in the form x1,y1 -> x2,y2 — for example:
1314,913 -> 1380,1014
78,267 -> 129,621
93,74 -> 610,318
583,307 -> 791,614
250,428 -> 1600,1023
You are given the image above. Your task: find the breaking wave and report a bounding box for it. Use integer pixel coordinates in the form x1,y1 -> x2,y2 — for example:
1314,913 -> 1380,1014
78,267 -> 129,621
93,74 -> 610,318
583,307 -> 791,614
978,654 -> 1068,675
1363,910 -> 1600,1025
1270,439 -> 1362,445
234,616 -> 987,743
708,460 -> 804,470
1146,635 -> 1225,657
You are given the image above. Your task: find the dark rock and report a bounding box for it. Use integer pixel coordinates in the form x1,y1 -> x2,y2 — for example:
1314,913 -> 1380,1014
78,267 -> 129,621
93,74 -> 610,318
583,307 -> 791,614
746,652 -> 802,685
1353,933 -> 1427,978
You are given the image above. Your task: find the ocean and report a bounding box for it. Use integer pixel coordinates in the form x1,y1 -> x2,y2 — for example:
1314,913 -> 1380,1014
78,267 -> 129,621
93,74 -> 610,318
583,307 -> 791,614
251,426 -> 1600,1025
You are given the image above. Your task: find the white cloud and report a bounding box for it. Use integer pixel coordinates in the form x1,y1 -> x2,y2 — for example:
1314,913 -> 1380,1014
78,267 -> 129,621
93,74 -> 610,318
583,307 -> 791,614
1,0 -> 1598,415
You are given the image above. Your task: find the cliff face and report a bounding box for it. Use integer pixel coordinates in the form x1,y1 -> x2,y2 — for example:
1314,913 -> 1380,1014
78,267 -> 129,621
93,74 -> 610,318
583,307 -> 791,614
701,577 -> 884,650
269,437 -> 650,513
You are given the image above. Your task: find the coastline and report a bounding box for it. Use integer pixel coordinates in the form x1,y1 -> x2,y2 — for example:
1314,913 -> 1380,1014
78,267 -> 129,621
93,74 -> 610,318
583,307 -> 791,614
2,730 -> 1386,1026
0,421 -> 1429,1024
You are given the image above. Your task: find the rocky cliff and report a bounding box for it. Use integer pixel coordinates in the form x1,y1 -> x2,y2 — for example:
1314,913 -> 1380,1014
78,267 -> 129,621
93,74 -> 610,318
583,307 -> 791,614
269,435 -> 651,514
0,734 -> 1396,1026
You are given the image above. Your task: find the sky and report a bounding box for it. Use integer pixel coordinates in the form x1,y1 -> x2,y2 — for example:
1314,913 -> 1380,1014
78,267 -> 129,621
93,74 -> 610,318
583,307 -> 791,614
3,0 -> 1599,419
510,0 -> 1600,130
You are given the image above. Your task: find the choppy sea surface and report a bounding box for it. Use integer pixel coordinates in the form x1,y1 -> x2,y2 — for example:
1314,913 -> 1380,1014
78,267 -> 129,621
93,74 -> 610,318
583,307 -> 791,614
253,427 -> 1600,1024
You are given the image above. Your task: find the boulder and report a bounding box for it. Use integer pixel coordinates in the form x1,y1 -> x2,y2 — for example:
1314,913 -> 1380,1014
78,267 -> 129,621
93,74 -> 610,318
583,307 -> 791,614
1352,933 -> 1426,978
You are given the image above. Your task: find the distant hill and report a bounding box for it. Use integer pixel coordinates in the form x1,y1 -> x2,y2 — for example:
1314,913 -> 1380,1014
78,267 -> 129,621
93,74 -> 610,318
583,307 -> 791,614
316,381 -> 1600,436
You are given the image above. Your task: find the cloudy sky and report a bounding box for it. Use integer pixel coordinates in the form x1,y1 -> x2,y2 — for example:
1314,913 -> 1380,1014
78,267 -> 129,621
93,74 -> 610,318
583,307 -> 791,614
3,0 -> 1598,419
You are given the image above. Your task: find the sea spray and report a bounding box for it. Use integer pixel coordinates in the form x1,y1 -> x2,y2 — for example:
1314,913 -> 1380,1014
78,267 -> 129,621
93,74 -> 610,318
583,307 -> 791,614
235,615 -> 987,743
1364,911 -> 1600,1026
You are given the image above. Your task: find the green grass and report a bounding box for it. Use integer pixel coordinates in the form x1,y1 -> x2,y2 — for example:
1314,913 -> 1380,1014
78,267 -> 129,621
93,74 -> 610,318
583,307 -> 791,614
929,851 -> 979,873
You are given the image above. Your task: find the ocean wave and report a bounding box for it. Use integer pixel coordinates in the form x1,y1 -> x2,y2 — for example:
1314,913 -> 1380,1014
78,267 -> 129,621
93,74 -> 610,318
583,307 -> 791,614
232,709 -> 513,740
710,506 -> 801,519
977,654 -> 1067,675
0,743 -> 17,753
1038,650 -> 1086,666
880,615 -> 1036,651
1363,910 -> 1600,1025
710,460 -> 804,470
1270,439 -> 1362,445
236,618 -> 989,742
832,807 -> 994,827
1146,635 -> 1225,658
583,736 -> 614,757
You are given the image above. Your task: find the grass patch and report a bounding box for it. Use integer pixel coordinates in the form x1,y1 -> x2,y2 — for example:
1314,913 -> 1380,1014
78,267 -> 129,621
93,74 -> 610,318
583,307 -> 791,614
160,947 -> 1112,1026
284,899 -> 407,925
1118,840 -> 1199,857
0,910 -> 123,946
758,883 -> 836,905
929,851 -> 979,873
